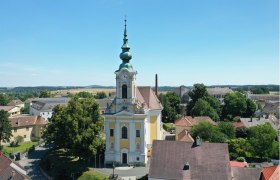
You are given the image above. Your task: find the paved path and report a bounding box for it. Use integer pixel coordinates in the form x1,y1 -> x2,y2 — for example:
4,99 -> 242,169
18,143 -> 52,180
96,158 -> 150,178
96,166 -> 149,178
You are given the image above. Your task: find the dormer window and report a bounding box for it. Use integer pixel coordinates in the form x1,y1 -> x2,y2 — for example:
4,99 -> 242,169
122,84 -> 127,98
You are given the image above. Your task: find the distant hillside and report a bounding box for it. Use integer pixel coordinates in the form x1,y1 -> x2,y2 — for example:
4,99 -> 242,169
0,84 -> 278,95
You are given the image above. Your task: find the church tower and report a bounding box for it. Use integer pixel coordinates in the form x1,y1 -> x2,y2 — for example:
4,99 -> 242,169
104,18 -> 163,166
114,18 -> 137,113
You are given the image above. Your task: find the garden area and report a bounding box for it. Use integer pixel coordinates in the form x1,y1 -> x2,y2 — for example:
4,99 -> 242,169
2,140 -> 39,155
40,148 -> 108,180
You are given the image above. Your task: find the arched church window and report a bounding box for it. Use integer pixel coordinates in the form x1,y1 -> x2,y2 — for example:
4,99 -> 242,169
122,84 -> 127,98
122,126 -> 128,139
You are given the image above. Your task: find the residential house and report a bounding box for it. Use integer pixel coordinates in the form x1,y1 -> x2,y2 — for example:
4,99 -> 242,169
207,87 -> 233,103
0,152 -> 29,180
7,115 -> 47,144
149,140 -> 232,180
174,116 -> 217,141
7,99 -> 24,109
95,98 -> 114,115
177,130 -> 194,142
231,167 -> 262,180
246,93 -> 279,102
262,101 -> 280,119
261,165 -> 279,180
240,117 -> 278,130
230,161 -> 246,168
0,106 -> 21,117
30,97 -> 70,120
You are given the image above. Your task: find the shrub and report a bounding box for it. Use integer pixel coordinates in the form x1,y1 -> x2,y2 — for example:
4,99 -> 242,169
163,123 -> 174,132
229,153 -> 238,160
233,116 -> 241,122
10,141 -> 15,147
15,136 -> 24,146
236,157 -> 246,162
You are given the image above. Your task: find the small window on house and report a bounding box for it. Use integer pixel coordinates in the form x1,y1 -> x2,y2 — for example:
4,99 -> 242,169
110,129 -> 114,137
26,127 -> 29,131
24,135 -> 26,138
136,130 -> 140,137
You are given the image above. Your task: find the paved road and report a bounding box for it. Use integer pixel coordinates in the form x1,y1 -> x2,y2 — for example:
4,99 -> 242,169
18,143 -> 52,180
96,158 -> 150,178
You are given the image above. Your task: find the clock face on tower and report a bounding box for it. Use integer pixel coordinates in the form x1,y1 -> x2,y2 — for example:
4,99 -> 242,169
122,73 -> 128,80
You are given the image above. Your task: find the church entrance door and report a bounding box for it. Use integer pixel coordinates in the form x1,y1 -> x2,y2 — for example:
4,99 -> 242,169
122,153 -> 127,164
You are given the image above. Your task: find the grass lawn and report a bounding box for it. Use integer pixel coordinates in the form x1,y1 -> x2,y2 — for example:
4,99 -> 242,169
2,141 -> 39,154
163,122 -> 174,131
41,149 -> 109,180
78,168 -> 108,180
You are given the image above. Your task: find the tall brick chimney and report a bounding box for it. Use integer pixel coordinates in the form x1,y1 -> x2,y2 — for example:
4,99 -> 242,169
155,74 -> 158,96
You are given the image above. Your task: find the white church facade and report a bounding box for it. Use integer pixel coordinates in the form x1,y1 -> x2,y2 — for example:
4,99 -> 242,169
104,20 -> 163,166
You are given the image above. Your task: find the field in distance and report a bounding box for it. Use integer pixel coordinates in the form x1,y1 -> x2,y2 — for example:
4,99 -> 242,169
51,88 -> 115,96
51,88 -> 167,97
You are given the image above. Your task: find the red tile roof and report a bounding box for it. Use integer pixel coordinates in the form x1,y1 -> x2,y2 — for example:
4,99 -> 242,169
175,116 -> 217,127
136,87 -> 163,110
231,167 -> 262,180
262,165 -> 279,180
177,130 -> 194,142
0,106 -> 17,112
149,140 -> 232,180
7,100 -> 23,106
9,115 -> 47,128
230,161 -> 246,167
232,122 -> 245,128
0,152 -> 29,179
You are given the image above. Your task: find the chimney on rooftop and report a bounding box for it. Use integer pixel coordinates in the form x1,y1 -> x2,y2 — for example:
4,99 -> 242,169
183,162 -> 190,170
155,74 -> 158,96
11,170 -> 16,177
195,136 -> 201,146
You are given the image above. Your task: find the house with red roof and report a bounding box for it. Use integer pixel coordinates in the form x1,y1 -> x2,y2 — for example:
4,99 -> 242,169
0,152 -> 29,179
261,165 -> 279,180
174,116 -> 217,141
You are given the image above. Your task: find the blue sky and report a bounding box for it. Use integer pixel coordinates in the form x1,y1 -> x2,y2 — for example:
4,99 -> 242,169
0,0 -> 278,87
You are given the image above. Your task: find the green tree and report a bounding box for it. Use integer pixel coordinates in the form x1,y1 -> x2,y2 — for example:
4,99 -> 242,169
222,92 -> 247,119
203,95 -> 222,116
39,90 -> 51,98
270,141 -> 280,159
187,83 -> 208,114
191,99 -> 220,121
158,93 -> 180,122
77,91 -> 93,98
0,93 -> 10,105
165,92 -> 181,115
244,99 -> 256,117
94,92 -> 107,99
218,122 -> 235,139
0,110 -> 12,147
21,105 -> 30,114
227,138 -> 250,158
191,121 -> 225,142
43,97 -> 104,160
248,123 -> 277,159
